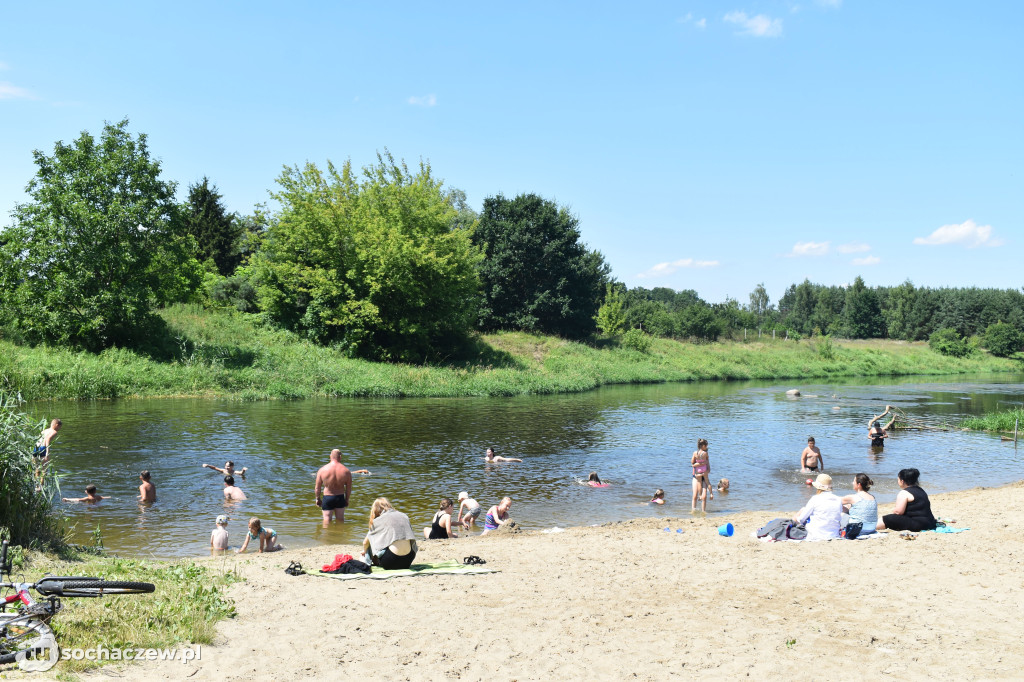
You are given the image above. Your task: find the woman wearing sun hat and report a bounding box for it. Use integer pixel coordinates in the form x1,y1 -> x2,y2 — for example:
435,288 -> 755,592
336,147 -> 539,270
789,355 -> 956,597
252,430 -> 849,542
792,474 -> 842,541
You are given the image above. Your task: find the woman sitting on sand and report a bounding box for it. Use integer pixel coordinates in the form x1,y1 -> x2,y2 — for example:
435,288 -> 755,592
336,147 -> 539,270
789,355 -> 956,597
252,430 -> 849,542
482,497 -> 513,534
424,498 -> 459,540
792,474 -> 842,541
363,497 -> 418,569
875,468 -> 937,533
841,473 -> 877,537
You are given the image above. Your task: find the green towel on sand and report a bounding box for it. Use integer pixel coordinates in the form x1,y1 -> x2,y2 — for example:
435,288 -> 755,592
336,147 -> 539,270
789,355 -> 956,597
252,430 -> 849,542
314,559 -> 495,580
925,526 -> 970,534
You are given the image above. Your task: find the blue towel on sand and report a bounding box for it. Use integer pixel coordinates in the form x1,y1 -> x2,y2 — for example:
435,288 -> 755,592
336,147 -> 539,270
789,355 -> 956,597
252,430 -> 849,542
925,526 -> 970,534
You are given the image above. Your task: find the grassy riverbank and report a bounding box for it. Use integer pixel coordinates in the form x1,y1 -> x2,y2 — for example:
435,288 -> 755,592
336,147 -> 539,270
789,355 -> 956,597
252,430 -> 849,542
961,408 -> 1024,433
1,305 -> 1019,401
5,547 -> 236,676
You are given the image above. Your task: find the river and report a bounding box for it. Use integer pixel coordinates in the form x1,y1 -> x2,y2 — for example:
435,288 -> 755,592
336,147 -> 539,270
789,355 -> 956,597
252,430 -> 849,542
40,373 -> 1024,558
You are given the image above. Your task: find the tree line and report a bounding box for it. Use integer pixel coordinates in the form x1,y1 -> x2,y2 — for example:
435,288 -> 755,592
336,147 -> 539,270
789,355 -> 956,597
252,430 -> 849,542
1,120 -> 1021,362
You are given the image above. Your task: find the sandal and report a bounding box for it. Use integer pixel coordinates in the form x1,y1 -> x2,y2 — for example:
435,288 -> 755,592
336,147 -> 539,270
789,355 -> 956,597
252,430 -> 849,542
463,555 -> 486,566
284,561 -> 306,575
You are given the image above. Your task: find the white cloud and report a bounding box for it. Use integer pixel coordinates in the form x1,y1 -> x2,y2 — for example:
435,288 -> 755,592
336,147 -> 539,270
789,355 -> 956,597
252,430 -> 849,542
852,255 -> 880,266
0,82 -> 35,100
723,11 -> 783,37
696,18 -> 707,29
637,258 -> 719,279
407,94 -> 437,107
837,242 -> 870,254
788,241 -> 830,257
816,0 -> 842,7
677,12 -> 693,22
912,219 -> 1002,248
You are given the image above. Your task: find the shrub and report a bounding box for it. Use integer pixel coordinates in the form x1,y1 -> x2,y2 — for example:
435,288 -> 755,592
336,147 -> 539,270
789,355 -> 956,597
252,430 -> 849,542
620,328 -> 653,353
983,322 -> 1024,358
929,327 -> 972,358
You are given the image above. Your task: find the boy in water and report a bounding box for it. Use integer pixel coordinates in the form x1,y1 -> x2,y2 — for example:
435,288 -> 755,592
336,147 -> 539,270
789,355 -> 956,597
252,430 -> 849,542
223,475 -> 247,501
801,437 -> 824,472
484,447 -> 522,463
210,515 -> 229,552
33,418 -> 62,463
138,471 -> 156,503
203,461 -> 247,477
63,484 -> 105,503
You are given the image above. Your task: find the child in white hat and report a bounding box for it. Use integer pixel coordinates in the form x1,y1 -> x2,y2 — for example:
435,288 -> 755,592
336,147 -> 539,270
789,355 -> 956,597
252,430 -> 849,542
457,491 -> 483,531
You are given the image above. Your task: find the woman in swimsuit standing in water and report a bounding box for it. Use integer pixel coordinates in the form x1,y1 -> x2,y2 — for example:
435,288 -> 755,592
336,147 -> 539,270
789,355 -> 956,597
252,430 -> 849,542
868,405 -> 897,448
691,438 -> 712,512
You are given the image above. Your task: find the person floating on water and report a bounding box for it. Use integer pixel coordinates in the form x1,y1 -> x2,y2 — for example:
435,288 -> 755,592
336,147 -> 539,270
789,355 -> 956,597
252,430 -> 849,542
800,436 -> 824,472
203,461 -> 247,477
868,405 -> 897,447
63,484 -> 105,503
33,418 -> 61,463
484,447 -> 522,463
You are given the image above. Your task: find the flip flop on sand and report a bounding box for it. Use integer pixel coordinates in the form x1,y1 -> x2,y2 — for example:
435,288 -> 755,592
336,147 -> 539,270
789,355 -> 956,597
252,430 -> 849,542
463,555 -> 486,565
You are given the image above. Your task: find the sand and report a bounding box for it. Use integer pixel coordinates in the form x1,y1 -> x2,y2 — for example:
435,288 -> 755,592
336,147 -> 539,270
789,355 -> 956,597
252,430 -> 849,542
62,482 -> 1024,680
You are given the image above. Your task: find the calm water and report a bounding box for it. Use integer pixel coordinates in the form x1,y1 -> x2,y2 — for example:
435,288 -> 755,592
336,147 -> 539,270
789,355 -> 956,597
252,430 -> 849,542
37,374 -> 1024,558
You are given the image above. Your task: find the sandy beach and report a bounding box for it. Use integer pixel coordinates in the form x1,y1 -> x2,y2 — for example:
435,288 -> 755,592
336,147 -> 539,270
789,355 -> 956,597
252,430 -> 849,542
52,481 -> 1024,680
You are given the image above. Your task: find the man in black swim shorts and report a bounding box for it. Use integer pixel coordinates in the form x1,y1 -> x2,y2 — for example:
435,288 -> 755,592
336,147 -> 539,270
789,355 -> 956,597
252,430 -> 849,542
321,493 -> 348,511
315,449 -> 353,525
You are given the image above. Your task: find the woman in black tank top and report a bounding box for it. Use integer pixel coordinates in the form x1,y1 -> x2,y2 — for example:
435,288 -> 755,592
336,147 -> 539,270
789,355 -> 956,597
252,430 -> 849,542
877,468 -> 937,532
424,498 -> 458,540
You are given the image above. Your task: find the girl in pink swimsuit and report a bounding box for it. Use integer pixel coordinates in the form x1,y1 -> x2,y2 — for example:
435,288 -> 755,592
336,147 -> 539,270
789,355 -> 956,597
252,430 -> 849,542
691,438 -> 712,512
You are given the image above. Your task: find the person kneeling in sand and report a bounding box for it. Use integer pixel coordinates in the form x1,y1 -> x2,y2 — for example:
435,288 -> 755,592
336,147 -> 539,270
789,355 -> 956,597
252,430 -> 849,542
238,517 -> 282,553
63,484 -> 105,503
484,447 -> 522,463
482,497 -> 513,534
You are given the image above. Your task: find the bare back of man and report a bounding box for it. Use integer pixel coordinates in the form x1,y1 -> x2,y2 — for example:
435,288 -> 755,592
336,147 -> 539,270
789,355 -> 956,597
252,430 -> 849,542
315,449 -> 352,525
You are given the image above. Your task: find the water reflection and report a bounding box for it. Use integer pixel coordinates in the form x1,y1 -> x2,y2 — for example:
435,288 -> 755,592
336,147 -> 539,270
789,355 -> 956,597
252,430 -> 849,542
34,373 -> 1024,558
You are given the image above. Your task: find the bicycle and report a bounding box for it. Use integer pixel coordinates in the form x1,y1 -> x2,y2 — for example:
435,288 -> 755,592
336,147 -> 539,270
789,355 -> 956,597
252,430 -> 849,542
0,540 -> 155,670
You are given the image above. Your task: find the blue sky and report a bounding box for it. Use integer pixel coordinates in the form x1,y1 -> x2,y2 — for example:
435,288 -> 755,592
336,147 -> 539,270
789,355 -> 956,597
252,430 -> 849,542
1,1 -> 1020,304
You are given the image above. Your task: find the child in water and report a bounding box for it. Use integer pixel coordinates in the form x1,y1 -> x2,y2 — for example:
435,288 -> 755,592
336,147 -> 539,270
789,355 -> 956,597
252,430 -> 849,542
210,515 -> 229,551
717,478 -> 730,493
650,489 -> 665,505
63,484 -> 105,503
238,517 -> 282,553
691,438 -> 712,512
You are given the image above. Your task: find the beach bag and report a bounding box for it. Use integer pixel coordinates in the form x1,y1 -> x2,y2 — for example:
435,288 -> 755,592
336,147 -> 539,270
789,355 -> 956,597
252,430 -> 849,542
786,523 -> 807,540
844,522 -> 863,540
757,518 -> 791,541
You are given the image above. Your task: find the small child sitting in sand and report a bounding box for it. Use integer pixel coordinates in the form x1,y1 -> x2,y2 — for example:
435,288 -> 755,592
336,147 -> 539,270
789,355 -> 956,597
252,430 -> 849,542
650,489 -> 665,505
63,484 -> 105,503
457,491 -> 483,530
238,517 -> 282,553
717,478 -> 730,493
210,515 -> 229,551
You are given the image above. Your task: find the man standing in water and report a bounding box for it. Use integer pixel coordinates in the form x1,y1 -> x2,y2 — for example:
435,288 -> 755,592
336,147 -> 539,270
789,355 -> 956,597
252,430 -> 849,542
315,449 -> 352,525
868,405 -> 897,448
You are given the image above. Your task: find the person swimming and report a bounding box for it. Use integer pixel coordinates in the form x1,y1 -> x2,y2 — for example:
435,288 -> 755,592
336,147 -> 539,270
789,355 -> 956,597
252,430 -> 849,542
484,447 -> 522,463
583,472 -> 609,488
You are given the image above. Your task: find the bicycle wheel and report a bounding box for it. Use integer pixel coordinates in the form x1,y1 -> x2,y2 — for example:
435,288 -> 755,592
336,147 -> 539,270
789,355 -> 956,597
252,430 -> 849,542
0,613 -> 57,668
35,579 -> 155,597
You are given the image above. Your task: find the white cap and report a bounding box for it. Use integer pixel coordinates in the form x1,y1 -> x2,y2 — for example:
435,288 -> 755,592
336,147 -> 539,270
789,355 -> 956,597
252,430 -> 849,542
216,515 -> 228,525
458,491 -> 468,501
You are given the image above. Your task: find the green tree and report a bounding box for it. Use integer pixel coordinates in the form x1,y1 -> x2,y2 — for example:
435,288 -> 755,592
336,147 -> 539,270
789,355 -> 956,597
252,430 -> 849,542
883,280 -> 916,340
748,282 -> 771,325
183,177 -> 243,276
929,327 -> 972,358
473,193 -> 609,338
842,276 -> 881,339
983,322 -> 1024,357
0,120 -> 201,350
595,283 -> 627,335
251,152 -> 482,361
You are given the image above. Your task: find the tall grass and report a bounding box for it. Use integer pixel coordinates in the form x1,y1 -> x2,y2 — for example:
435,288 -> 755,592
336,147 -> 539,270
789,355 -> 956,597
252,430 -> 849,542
0,392 -> 64,547
1,305 -> 1020,402
961,408 -> 1024,433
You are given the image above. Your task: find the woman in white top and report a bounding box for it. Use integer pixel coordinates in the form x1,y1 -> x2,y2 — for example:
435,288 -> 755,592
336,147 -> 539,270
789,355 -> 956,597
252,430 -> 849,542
793,474 -> 842,541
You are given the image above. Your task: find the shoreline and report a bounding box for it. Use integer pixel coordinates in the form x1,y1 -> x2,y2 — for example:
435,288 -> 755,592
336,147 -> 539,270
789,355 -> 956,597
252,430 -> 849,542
67,480 -> 1024,680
